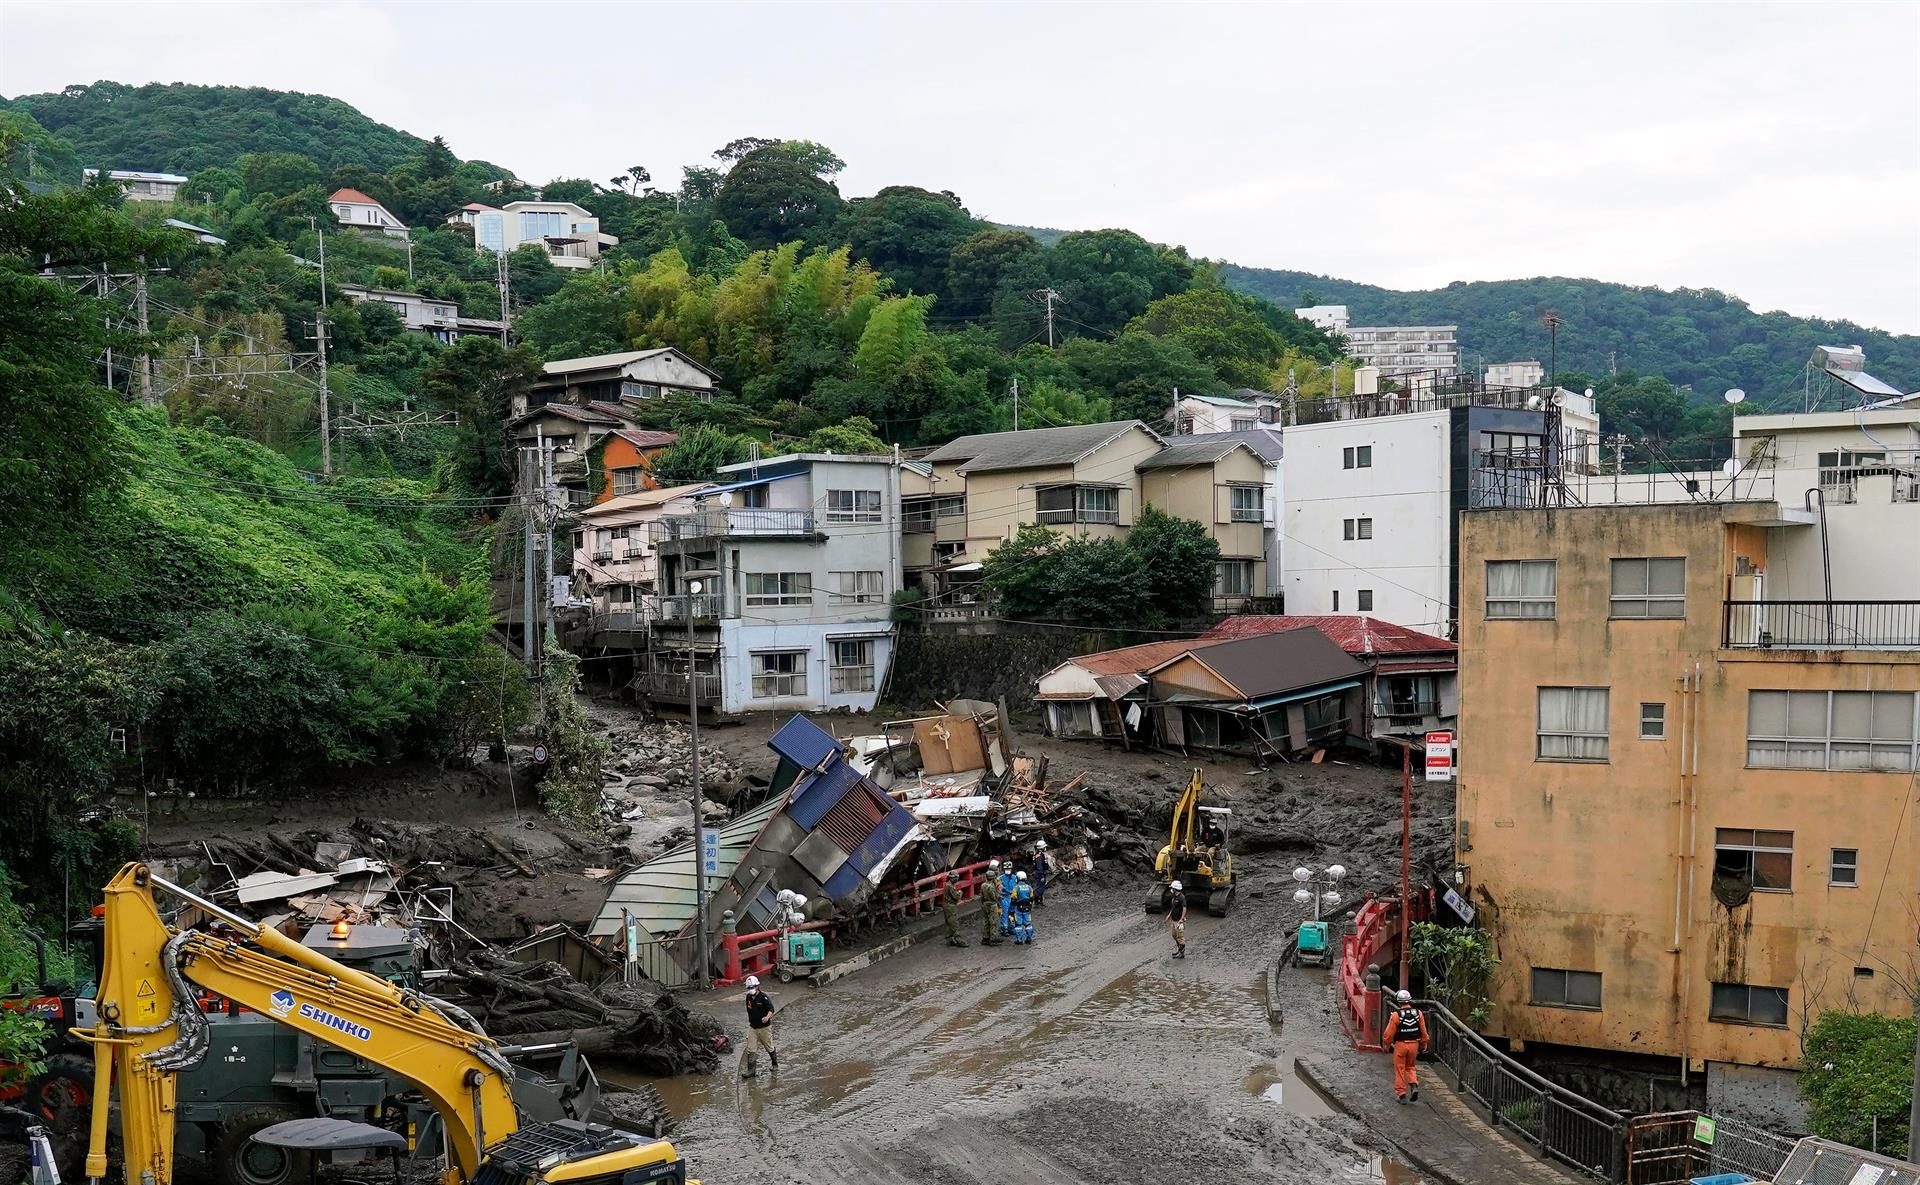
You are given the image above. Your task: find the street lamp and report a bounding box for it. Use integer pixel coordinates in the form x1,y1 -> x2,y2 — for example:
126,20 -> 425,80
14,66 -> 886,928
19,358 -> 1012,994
687,578 -> 707,987
1293,864 -> 1347,921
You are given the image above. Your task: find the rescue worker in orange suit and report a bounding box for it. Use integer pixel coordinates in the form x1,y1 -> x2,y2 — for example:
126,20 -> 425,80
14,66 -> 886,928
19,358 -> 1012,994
1389,988 -> 1429,1103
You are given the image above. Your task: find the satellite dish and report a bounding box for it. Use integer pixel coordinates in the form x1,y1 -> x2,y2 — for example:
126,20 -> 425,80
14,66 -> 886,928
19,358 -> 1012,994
718,491 -> 735,507
1723,458 -> 1740,476
1584,387 -> 1595,399
1526,394 -> 1544,410
1724,388 -> 1747,405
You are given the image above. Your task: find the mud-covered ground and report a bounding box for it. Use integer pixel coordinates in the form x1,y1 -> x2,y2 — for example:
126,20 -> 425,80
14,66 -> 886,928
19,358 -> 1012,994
605,873 -> 1424,1185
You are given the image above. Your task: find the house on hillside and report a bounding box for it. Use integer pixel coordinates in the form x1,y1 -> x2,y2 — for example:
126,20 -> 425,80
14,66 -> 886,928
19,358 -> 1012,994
591,429 -> 680,502
85,168 -> 186,203
643,452 -> 904,715
1201,615 -> 1456,744
1137,436 -> 1275,609
470,200 -> 618,269
568,483 -> 711,649
519,349 -> 720,418
328,188 -> 408,237
333,283 -> 501,343
1173,390 -> 1282,434
445,202 -> 492,226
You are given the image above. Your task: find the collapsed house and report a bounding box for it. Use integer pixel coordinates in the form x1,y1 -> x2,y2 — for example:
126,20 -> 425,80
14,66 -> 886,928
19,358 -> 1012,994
588,705 -> 1075,982
1035,616 -> 1457,757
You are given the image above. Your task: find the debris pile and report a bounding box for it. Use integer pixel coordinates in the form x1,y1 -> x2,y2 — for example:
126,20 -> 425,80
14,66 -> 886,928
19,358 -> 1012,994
439,950 -> 727,1076
595,717 -> 752,854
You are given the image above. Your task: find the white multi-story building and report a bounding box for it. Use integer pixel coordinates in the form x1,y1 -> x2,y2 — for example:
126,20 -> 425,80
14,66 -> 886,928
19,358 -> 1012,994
1293,305 -> 1463,382
1485,360 -> 1545,389
328,188 -> 408,236
469,201 -> 619,269
1283,386 -> 1599,636
643,453 -> 903,714
1173,390 -> 1283,434
85,169 -> 187,203
1294,305 -> 1351,334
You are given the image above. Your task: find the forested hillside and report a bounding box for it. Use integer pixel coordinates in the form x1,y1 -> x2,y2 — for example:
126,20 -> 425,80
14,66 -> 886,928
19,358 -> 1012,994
1,81 -> 452,176
1220,265 -> 1920,405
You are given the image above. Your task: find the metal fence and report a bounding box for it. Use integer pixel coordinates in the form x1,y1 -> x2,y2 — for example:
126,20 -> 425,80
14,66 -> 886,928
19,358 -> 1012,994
1623,1111 -> 1795,1184
1420,999 -> 1627,1180
1724,599 -> 1920,649
1710,1115 -> 1799,1181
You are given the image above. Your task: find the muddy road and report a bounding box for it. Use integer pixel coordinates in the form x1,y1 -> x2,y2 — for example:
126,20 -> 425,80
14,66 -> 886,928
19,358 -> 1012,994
607,876 -> 1423,1185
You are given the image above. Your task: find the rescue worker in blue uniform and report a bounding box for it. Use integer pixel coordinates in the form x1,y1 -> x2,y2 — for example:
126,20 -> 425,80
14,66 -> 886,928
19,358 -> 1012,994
998,861 -> 1019,936
1011,870 -> 1036,944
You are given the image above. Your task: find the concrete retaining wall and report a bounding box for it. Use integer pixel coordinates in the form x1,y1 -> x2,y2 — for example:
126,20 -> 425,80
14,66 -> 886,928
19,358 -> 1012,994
886,622 -> 1204,715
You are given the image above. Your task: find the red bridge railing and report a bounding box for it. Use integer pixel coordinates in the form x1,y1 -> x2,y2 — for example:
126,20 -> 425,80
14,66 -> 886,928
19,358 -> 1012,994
1337,895 -> 1400,1051
715,858 -> 996,985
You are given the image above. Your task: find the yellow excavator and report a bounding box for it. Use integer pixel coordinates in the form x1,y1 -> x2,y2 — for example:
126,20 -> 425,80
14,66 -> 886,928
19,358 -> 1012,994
76,862 -> 697,1185
1145,768 -> 1236,917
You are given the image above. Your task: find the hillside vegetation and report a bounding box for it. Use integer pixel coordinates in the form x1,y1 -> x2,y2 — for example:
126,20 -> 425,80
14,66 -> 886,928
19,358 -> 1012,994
1220,265 -> 1920,406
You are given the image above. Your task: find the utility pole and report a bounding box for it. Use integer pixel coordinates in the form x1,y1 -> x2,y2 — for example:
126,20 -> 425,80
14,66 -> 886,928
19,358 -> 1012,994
1010,375 -> 1020,432
310,217 -> 333,477
134,256 -> 154,407
497,249 -> 512,346
1038,287 -> 1061,349
1399,743 -> 1413,992
1608,349 -> 1618,378
687,578 -> 709,988
521,446 -> 536,674
540,437 -> 557,649
405,235 -> 415,285
1171,386 -> 1181,435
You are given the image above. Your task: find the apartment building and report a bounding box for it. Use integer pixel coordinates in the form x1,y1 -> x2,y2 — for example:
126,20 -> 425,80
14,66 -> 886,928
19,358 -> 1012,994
85,168 -> 186,203
1174,390 -> 1281,434
1283,384 -> 1599,635
642,453 -> 903,714
469,200 -> 619,269
1137,437 -> 1273,608
333,283 -> 501,342
569,483 -> 710,645
1455,405 -> 1920,1124
1292,305 -> 1462,382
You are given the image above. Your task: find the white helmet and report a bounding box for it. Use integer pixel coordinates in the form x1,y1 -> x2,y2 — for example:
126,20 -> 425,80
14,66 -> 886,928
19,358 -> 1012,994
1035,840 -> 1047,850
745,975 -> 761,989
1395,989 -> 1412,1003
1016,871 -> 1027,881
1169,880 -> 1183,891
989,858 -> 1000,868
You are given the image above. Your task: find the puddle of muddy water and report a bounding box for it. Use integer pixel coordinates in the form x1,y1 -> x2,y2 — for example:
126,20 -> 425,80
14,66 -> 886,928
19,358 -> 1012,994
1241,1065 -> 1425,1183
1367,1154 -> 1424,1183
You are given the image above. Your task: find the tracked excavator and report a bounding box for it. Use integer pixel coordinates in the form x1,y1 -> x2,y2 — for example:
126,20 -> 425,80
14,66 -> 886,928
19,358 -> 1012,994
1145,768 -> 1236,917
75,862 -> 697,1185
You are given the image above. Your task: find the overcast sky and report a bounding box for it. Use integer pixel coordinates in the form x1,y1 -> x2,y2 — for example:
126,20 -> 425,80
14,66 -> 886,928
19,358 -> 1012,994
5,0 -> 1917,333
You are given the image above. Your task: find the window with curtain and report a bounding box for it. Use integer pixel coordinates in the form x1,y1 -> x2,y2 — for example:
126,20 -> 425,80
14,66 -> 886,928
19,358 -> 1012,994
1538,686 -> 1609,761
751,651 -> 808,698
1487,560 -> 1556,618
1230,486 -> 1263,522
829,638 -> 875,692
1748,689 -> 1916,771
1610,557 -> 1686,618
1214,560 -> 1253,597
744,572 -> 812,606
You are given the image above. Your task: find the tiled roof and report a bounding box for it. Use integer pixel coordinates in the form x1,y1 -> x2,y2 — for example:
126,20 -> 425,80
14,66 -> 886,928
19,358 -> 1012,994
1182,429 -> 1284,462
611,428 -> 678,450
540,347 -> 722,383
1061,637 -> 1227,679
513,403 -> 624,427
329,187 -> 382,206
1201,615 -> 1455,657
1136,438 -> 1258,470
923,420 -> 1158,473
579,482 -> 711,518
1167,627 -> 1370,701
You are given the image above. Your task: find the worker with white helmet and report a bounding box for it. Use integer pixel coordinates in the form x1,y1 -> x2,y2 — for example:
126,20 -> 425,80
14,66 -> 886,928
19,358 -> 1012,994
1166,879 -> 1189,959
980,859 -> 1004,946
740,974 -> 778,1078
997,859 -> 1019,937
1010,870 -> 1036,944
1389,988 -> 1429,1103
1030,839 -> 1050,907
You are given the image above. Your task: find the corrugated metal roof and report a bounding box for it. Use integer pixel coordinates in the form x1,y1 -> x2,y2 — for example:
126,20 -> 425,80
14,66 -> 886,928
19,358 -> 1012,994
588,797 -> 784,938
1201,615 -> 1455,657
609,428 -> 679,450
923,421 -> 1157,473
578,482 -> 712,519
1042,637 -> 1223,681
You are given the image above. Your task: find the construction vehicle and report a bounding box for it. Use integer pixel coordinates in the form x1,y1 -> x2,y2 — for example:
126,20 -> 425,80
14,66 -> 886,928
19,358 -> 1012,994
1145,769 -> 1236,917
75,862 -> 696,1185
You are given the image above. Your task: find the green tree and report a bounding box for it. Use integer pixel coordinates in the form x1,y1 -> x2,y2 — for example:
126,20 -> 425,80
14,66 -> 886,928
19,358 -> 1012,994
1054,536 -> 1153,623
237,151 -> 322,199
714,149 -> 844,249
517,265 -> 633,359
1014,379 -> 1111,430
798,416 -> 886,454
1800,1010 -> 1914,1159
945,229 -> 1044,318
844,186 -> 983,296
649,423 -> 754,484
1411,922 -> 1499,1026
1047,229 -> 1196,339
1126,287 -> 1290,388
1060,332 -> 1224,424
1125,506 -> 1222,621
982,525 -> 1063,617
419,336 -> 542,496
853,294 -> 931,382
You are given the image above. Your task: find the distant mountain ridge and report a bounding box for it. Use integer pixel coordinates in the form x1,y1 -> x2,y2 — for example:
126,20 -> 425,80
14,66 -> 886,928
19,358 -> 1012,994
1,81 -> 446,175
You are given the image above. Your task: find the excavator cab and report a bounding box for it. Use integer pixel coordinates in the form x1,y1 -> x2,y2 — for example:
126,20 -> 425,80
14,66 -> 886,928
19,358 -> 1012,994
1146,770 -> 1237,917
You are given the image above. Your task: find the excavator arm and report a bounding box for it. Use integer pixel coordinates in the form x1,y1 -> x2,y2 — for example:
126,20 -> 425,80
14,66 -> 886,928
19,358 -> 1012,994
1153,769 -> 1205,875
80,862 -> 519,1185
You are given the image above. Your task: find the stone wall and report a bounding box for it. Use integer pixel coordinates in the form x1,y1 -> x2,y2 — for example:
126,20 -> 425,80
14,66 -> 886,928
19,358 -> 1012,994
884,622 -> 1201,717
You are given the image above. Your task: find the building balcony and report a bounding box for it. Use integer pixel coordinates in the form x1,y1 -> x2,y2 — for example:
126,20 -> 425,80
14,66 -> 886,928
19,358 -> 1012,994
1377,700 -> 1443,719
633,670 -> 722,704
1724,600 -> 1920,650
656,592 -> 723,623
654,507 -> 821,545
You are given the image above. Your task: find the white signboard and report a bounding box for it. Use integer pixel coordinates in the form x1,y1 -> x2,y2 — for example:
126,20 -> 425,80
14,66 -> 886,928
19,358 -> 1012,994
699,827 -> 721,878
1443,886 -> 1476,924
1425,731 -> 1454,782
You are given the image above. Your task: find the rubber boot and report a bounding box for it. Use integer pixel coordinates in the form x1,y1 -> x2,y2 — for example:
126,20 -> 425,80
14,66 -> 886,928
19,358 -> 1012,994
769,1050 -> 779,1070
1174,944 -> 1186,959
